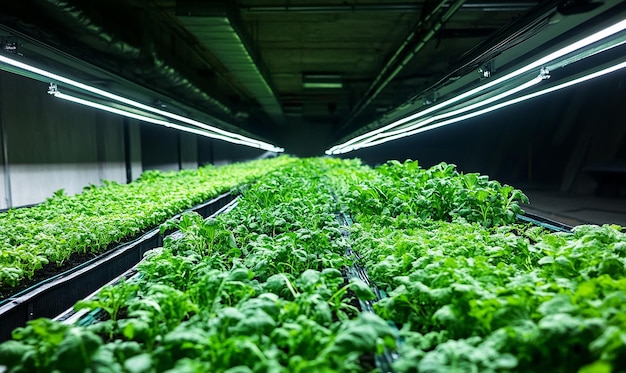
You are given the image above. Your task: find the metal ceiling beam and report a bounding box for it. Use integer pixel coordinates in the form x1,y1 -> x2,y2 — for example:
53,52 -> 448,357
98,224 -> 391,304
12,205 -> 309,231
177,1 -> 285,126
439,28 -> 499,38
240,2 -> 536,14
329,0 -> 626,152
340,0 -> 466,131
0,0 -> 245,122
412,0 -> 561,102
0,1 -> 285,142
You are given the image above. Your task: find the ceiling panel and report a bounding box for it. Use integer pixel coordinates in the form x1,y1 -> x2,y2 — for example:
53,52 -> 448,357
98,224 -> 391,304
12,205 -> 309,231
7,0 -> 595,153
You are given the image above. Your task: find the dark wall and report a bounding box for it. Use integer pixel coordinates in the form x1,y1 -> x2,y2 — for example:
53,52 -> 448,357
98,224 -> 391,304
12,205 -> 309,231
197,137 -> 214,166
197,137 -> 268,166
280,121 -> 334,157
141,122 -> 271,171
140,124 -> 181,171
343,69 -> 626,195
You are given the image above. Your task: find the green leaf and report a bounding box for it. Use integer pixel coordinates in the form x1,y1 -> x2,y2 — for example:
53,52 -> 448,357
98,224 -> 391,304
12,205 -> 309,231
52,328 -> 102,372
578,360 -> 613,373
124,353 -> 153,373
231,308 -> 276,336
433,304 -> 457,323
238,293 -> 280,318
538,313 -> 581,336
223,366 -> 254,373
119,319 -> 152,342
264,274 -> 292,297
297,270 -> 321,291
538,256 -> 555,265
227,268 -> 252,282
349,278 -> 376,301
493,353 -> 518,369
331,313 -> 396,354
0,340 -> 32,367
88,344 -> 125,373
538,296 -> 577,316
598,258 -> 625,278
220,307 -> 245,323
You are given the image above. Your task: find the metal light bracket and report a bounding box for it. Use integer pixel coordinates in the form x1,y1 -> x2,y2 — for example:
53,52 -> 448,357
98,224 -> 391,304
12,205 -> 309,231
478,61 -> 495,80
1,35 -> 20,55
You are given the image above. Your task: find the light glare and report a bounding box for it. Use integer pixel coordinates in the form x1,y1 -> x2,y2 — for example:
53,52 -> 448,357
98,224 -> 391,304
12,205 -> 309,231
0,54 -> 283,152
327,18 -> 626,155
339,60 -> 626,152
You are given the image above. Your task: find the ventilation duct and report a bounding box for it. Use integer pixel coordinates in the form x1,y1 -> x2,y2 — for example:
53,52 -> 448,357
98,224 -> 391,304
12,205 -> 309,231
176,1 -> 285,125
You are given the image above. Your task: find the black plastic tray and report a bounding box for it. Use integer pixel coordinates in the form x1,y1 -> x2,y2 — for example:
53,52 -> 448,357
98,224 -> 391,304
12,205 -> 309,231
518,212 -> 573,233
0,192 -> 235,341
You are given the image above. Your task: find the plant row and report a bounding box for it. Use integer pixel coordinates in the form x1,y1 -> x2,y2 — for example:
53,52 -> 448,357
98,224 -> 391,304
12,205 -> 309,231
0,158 -> 396,372
0,156 -> 295,288
339,159 -> 528,227
2,157 -> 624,372
327,159 -> 626,372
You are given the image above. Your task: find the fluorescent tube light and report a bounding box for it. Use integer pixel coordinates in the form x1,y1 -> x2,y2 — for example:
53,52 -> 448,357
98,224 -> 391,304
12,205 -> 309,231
49,88 -> 284,152
302,74 -> 343,89
303,82 -> 343,89
357,74 -> 545,147
0,54 -> 283,152
333,59 -> 626,153
326,18 -> 626,154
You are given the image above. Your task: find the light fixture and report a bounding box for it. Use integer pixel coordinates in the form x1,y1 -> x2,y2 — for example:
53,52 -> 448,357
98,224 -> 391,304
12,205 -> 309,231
302,74 -> 343,89
478,61 -> 494,79
326,17 -> 626,155
0,54 -> 284,153
357,74 -> 546,148
47,85 -> 283,152
328,59 -> 626,154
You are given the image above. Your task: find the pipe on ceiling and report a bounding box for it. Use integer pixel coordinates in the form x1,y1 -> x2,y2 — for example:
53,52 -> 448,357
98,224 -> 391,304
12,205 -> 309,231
410,0 -> 561,103
175,0 -> 286,125
22,0 -> 235,118
341,0 -> 466,130
240,2 -> 536,14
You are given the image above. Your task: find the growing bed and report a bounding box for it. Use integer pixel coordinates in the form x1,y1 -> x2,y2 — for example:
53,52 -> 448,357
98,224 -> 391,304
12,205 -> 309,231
0,158 -> 624,372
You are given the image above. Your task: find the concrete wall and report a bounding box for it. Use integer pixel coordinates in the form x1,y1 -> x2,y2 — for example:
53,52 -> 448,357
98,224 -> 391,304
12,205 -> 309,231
140,126 -> 270,171
197,136 -> 214,166
180,132 -> 198,170
212,139 -> 269,165
0,71 -> 128,208
0,70 -> 276,210
139,124 -> 180,172
281,120 -> 334,157
139,124 -> 203,172
0,106 -> 8,208
95,111 -> 126,182
198,136 -> 269,166
126,120 -> 143,181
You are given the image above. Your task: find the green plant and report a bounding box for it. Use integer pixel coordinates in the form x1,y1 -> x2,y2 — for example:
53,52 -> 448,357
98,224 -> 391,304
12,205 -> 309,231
0,156 -> 295,289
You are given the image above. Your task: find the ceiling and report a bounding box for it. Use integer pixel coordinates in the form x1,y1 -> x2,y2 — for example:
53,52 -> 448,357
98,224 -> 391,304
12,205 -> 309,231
0,0 -> 617,154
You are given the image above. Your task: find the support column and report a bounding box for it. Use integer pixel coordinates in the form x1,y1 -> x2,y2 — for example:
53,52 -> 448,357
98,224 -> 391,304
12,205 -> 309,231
0,72 -> 12,209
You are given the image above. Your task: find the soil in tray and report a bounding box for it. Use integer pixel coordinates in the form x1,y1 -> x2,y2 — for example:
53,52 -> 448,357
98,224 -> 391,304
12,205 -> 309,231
0,227 -> 155,301
0,194 -> 234,302
0,250 -> 101,301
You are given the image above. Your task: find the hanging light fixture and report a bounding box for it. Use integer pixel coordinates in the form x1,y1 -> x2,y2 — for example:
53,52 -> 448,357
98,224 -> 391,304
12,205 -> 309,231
0,54 -> 284,153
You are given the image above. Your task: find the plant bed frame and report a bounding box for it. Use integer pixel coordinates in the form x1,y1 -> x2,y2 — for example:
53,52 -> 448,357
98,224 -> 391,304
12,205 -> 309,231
0,192 -> 236,342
